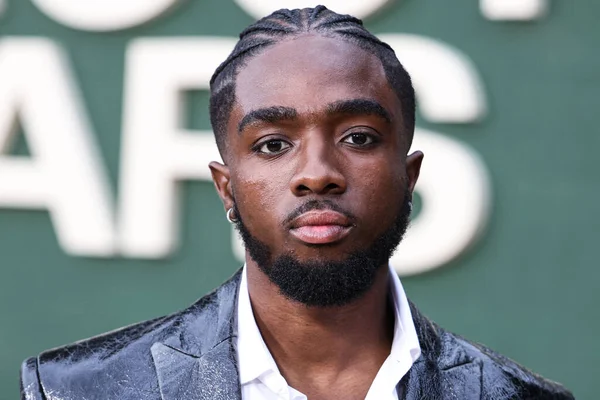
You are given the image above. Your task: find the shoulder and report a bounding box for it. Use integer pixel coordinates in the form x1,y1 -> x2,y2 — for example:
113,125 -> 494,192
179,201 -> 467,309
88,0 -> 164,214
447,330 -> 574,400
409,303 -> 574,400
20,269 -> 242,400
20,313 -> 176,399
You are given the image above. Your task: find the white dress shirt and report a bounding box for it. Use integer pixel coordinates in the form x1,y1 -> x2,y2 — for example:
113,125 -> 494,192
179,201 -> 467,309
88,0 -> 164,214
236,265 -> 421,400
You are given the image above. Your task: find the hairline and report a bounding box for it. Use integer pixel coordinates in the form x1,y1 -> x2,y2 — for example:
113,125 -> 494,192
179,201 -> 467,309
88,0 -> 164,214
211,30 -> 415,162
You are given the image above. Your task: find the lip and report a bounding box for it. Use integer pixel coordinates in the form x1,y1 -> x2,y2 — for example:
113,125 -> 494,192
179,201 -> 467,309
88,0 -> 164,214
289,210 -> 353,245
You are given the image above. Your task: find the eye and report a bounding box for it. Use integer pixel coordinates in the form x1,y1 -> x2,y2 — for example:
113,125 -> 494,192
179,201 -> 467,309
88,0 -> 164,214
256,139 -> 291,155
342,132 -> 375,146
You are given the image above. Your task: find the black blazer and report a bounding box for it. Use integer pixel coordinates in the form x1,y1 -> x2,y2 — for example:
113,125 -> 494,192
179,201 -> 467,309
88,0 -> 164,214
21,270 -> 573,400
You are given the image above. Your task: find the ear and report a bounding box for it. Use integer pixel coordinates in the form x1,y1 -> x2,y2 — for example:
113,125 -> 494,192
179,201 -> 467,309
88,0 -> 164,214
209,161 -> 234,212
406,151 -> 424,195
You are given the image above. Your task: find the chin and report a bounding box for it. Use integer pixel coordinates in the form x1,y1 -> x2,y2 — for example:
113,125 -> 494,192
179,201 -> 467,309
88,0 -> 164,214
287,242 -> 365,263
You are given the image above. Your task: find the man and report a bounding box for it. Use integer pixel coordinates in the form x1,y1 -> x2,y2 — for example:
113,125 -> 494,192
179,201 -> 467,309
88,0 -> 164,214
21,6 -> 573,400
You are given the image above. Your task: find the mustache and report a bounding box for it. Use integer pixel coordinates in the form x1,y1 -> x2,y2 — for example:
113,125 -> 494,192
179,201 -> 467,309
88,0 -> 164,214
282,199 -> 356,227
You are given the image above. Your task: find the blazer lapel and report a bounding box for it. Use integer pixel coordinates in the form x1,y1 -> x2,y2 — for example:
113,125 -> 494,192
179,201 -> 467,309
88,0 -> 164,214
151,340 -> 241,400
440,361 -> 482,399
151,270 -> 243,400
402,359 -> 481,400
403,302 -> 482,400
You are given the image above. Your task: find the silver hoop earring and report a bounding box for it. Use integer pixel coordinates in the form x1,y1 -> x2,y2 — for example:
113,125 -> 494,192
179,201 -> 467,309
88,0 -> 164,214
408,201 -> 413,213
226,208 -> 237,224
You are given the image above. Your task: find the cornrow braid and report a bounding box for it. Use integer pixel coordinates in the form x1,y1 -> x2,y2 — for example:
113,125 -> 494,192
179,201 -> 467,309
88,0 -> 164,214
209,5 -> 415,158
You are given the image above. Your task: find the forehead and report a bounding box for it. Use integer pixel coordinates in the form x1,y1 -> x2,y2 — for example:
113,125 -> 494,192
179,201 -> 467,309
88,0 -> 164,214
233,35 -> 401,122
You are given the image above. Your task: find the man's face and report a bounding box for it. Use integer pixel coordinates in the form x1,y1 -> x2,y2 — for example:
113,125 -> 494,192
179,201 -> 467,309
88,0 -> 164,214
211,35 -> 422,305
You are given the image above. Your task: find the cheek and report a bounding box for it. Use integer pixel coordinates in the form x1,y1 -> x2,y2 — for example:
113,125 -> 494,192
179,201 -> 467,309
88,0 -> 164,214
351,157 -> 406,217
231,168 -> 287,234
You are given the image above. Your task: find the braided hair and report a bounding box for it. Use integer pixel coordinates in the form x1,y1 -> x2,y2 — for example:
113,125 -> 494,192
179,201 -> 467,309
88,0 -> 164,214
209,5 -> 415,157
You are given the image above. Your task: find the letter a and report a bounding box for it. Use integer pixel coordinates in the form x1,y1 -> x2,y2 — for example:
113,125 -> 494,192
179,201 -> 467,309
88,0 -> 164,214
0,38 -> 116,256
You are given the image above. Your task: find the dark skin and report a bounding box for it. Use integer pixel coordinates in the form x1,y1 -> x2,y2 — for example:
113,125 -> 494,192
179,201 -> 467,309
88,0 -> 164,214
210,35 -> 423,400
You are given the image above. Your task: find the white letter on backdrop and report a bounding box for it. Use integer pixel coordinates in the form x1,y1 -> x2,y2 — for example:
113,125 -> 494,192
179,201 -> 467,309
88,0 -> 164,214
376,34 -> 492,275
234,0 -> 393,20
481,0 -> 548,21
378,34 -> 487,124
0,39 -> 116,256
31,0 -> 181,31
119,38 -> 236,258
391,129 -> 492,276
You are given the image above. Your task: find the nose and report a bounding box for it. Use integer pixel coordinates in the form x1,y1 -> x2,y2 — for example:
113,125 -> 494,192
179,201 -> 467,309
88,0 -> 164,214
289,137 -> 347,197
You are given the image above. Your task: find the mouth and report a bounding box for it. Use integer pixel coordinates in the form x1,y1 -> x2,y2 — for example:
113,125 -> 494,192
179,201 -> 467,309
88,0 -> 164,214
289,210 -> 354,245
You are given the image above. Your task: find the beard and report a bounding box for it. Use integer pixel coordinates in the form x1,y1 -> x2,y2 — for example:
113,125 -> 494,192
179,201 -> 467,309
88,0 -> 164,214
233,194 -> 412,307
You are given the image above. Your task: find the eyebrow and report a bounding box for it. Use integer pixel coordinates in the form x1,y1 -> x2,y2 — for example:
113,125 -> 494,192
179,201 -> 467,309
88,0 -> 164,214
238,106 -> 298,134
237,98 -> 392,134
326,98 -> 392,124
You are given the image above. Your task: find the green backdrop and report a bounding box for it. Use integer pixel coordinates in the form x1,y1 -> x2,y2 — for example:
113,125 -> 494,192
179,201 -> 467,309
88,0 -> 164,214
1,1 -> 597,398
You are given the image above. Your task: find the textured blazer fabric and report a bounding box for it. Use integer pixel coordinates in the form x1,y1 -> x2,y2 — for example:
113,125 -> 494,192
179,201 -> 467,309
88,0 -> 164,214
21,270 -> 574,400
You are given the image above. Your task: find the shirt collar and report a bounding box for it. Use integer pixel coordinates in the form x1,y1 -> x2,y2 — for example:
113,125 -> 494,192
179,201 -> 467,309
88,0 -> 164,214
237,265 -> 281,384
236,264 -> 421,385
388,264 -> 422,365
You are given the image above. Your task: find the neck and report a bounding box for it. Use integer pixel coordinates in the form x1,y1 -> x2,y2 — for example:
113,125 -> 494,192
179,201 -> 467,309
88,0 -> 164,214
245,258 -> 394,394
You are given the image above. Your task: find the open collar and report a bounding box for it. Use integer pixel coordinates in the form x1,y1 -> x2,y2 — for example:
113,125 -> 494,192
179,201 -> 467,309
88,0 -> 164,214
149,268 -> 480,400
237,265 -> 282,386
